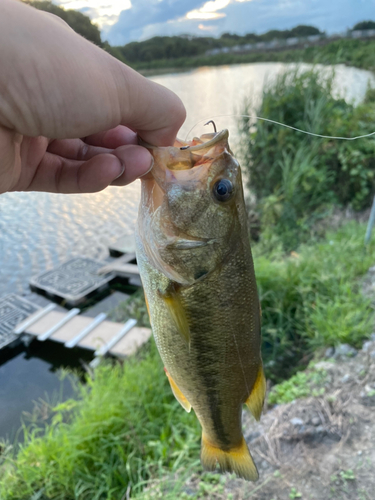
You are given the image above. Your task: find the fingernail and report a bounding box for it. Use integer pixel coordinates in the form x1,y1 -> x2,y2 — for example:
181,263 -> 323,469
139,157 -> 154,178
113,161 -> 125,180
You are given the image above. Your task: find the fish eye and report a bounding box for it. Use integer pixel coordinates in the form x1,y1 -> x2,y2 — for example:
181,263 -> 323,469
213,179 -> 234,202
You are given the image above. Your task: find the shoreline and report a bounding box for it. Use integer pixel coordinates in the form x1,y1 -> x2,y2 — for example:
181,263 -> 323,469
131,37 -> 375,77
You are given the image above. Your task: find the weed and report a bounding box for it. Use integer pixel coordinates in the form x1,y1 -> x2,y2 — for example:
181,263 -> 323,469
340,469 -> 356,481
289,486 -> 302,498
268,363 -> 327,404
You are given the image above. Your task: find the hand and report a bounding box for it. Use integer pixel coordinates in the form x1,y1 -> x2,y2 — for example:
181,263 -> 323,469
0,0 -> 186,194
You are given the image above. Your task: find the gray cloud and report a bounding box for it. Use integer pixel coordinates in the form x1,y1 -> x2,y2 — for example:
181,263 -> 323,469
106,0 -> 206,45
104,0 -> 375,45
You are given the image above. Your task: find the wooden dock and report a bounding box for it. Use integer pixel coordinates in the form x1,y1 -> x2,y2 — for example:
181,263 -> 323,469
14,304 -> 151,365
1,233 -> 150,363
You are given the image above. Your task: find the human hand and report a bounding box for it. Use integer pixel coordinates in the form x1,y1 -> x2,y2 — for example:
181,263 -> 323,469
0,0 -> 185,194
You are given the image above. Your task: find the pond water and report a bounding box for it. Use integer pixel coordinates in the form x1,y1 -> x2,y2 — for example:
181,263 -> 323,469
0,62 -> 374,438
1,62 -> 373,298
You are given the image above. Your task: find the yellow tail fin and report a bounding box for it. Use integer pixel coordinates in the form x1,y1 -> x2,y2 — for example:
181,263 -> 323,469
201,434 -> 258,482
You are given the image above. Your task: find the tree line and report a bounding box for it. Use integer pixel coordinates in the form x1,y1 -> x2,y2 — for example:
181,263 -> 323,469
24,2 -> 375,66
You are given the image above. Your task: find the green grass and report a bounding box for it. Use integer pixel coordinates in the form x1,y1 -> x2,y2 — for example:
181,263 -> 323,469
268,362 -> 327,405
256,222 -> 375,381
1,222 -> 374,498
0,342 -> 200,500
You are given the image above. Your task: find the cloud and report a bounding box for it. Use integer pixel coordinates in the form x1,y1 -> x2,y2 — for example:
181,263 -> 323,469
55,0 -> 131,28
106,0 -> 206,45
56,0 -> 375,45
214,0 -> 375,35
186,0 -> 231,20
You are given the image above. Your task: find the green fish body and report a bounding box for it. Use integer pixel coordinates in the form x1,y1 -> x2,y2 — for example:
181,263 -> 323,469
135,130 -> 265,481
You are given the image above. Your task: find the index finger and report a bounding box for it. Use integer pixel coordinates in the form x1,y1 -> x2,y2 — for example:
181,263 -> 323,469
0,0 -> 186,146
114,67 -> 186,146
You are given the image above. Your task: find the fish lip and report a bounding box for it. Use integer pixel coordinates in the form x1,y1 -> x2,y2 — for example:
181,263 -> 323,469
139,129 -> 229,153
166,238 -> 217,250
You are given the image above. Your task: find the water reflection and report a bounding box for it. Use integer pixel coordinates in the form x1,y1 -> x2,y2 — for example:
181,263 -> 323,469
0,340 -> 90,439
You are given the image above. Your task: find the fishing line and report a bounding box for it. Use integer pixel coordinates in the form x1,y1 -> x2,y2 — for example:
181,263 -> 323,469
185,114 -> 375,142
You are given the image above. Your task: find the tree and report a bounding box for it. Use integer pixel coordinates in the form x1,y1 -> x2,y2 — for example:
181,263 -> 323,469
24,1 -> 102,46
290,25 -> 322,37
352,20 -> 375,31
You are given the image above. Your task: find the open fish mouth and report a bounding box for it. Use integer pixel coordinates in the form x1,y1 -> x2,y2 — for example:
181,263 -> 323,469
139,129 -> 228,153
138,129 -> 232,193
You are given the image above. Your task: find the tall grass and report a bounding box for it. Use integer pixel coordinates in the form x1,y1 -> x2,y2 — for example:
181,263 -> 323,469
255,222 -> 375,381
239,68 -> 375,250
0,342 -> 200,500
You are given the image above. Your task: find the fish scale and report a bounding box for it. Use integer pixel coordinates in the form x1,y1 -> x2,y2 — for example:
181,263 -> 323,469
136,129 -> 266,481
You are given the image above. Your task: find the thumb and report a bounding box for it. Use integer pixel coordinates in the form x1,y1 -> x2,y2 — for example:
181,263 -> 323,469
110,145 -> 154,186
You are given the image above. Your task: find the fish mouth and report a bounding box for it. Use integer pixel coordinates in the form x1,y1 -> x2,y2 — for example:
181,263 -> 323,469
138,129 -> 231,191
139,129 -> 229,155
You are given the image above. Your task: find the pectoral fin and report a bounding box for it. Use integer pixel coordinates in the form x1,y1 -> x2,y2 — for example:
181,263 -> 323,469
245,364 -> 266,421
164,368 -> 191,412
161,288 -> 190,345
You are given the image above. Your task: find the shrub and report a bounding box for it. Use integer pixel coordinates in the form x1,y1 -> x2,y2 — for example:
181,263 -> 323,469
239,69 -> 375,250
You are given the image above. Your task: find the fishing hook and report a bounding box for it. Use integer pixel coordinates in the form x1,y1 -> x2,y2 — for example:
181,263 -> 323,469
204,120 -> 217,133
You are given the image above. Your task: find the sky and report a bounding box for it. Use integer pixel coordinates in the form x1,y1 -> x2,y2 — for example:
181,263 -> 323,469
55,0 -> 375,46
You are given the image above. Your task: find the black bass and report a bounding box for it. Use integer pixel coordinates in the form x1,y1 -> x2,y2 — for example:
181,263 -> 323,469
135,129 -> 265,481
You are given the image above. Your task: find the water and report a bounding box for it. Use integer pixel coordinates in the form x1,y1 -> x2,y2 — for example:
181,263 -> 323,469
0,62 -> 374,438
1,63 -> 373,297
0,341 -> 90,441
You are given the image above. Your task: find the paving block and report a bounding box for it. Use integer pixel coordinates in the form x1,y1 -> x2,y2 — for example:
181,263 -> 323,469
30,257 -> 115,306
0,294 -> 39,349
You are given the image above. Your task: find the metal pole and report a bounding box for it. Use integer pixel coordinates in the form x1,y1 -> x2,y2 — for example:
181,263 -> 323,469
365,195 -> 375,245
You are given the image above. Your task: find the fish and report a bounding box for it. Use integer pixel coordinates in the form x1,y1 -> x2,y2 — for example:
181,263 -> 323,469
135,128 -> 266,481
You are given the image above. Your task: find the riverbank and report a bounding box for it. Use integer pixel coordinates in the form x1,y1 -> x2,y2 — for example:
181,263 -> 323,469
132,38 -> 375,76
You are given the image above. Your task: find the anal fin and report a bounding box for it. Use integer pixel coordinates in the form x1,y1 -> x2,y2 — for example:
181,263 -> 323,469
245,364 -> 266,421
164,368 -> 191,413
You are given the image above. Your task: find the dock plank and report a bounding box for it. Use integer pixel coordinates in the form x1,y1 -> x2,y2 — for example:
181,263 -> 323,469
16,306 -> 151,360
51,316 -> 94,343
27,311 -> 67,336
110,327 -> 152,357
78,322 -> 123,351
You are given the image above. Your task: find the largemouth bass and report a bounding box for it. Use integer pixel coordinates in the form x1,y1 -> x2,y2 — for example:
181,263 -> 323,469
135,129 -> 266,481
